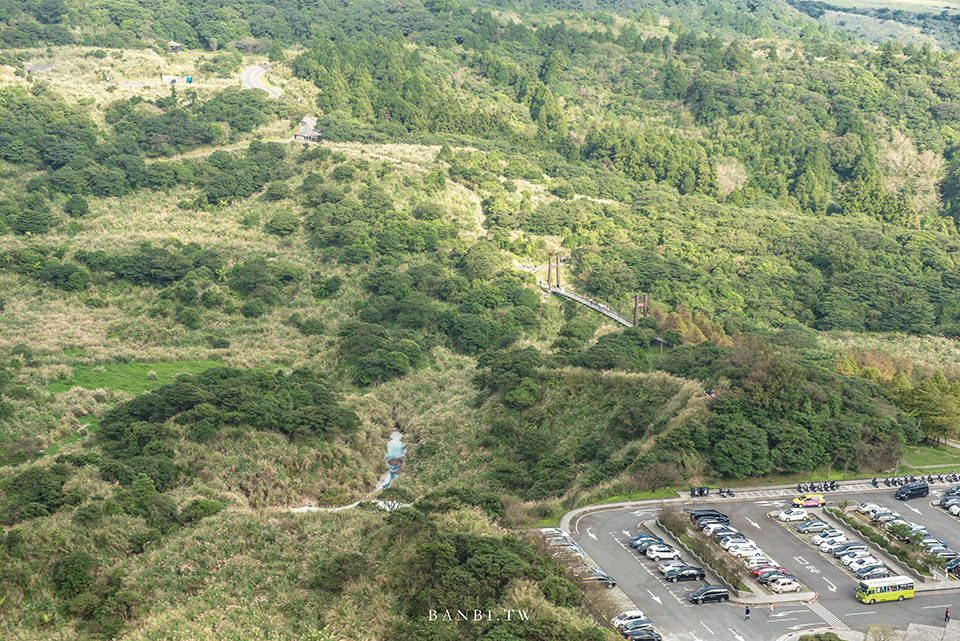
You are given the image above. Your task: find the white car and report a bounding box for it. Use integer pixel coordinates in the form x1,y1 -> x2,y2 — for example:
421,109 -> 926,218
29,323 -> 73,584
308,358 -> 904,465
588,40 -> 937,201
812,530 -> 844,545
646,545 -> 681,561
730,546 -> 764,558
745,557 -> 775,570
721,537 -> 754,550
906,522 -> 927,533
950,505 -> 960,516
612,610 -> 647,629
840,550 -> 873,565
821,539 -> 850,552
818,537 -> 847,551
857,503 -> 881,515
850,557 -> 881,572
778,508 -> 808,522
770,577 -> 802,593
657,559 -> 686,574
703,523 -> 734,536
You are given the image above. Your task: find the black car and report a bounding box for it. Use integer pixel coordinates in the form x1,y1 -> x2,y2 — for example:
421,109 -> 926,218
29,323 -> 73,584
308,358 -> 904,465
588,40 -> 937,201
895,481 -> 929,500
636,539 -> 665,552
582,571 -> 616,588
853,564 -> 888,579
695,517 -> 723,529
664,566 -> 705,582
945,484 -> 960,497
711,527 -> 739,540
629,535 -> 661,548
625,631 -> 662,641
688,585 -> 729,604
757,571 -> 795,585
689,509 -> 729,524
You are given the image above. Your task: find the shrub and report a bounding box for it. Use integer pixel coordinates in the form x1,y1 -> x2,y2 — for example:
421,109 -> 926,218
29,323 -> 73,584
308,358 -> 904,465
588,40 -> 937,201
241,299 -> 266,318
64,194 -> 90,217
262,182 -> 290,201
309,552 -> 370,593
53,551 -> 95,598
179,499 -> 225,524
299,317 -> 325,336
266,211 -> 299,236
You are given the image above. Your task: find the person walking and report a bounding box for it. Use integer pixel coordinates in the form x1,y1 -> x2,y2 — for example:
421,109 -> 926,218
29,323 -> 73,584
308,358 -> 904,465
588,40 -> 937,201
769,604 -> 775,617
744,606 -> 750,621
946,608 -> 950,622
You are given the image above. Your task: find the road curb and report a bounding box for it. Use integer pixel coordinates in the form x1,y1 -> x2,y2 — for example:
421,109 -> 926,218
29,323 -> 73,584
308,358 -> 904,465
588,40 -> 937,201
775,628 -> 866,641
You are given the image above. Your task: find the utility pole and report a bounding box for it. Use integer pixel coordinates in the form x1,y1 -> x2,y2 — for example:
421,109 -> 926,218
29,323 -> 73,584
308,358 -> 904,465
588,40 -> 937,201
547,254 -> 552,289
634,294 -> 640,325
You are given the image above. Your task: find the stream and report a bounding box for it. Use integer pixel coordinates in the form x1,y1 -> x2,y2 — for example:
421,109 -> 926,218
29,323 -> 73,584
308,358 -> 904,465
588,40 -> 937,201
375,430 -> 406,491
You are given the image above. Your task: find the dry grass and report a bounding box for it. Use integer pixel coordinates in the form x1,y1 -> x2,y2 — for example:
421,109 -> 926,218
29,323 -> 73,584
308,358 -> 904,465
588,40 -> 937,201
820,330 -> 960,378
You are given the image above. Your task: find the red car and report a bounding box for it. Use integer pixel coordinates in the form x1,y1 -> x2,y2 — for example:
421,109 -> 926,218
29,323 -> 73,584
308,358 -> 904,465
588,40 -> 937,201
752,565 -> 785,577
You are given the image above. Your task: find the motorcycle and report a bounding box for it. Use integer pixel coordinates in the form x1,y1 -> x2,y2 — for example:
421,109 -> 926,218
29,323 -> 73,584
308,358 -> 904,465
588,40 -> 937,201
718,487 -> 726,497
727,488 -> 736,497
883,477 -> 890,487
872,478 -> 879,488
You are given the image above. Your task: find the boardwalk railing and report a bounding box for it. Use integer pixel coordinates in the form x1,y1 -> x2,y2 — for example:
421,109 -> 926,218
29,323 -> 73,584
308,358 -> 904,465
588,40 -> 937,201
539,284 -> 671,345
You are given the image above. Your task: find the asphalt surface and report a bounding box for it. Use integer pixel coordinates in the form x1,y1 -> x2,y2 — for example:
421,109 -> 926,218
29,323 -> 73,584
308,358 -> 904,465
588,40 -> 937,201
240,63 -> 284,99
570,483 -> 960,641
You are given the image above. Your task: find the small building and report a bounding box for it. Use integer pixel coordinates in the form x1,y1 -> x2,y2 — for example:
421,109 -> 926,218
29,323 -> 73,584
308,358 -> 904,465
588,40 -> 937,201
25,63 -> 54,74
167,41 -> 182,54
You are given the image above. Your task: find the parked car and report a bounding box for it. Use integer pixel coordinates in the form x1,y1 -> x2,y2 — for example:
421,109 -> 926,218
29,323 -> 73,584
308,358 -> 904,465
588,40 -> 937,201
702,523 -> 733,536
757,571 -> 795,585
883,518 -> 909,531
624,631 -> 662,641
872,512 -> 901,524
832,542 -> 867,558
730,546 -> 764,558
711,528 -> 740,540
855,565 -> 890,580
840,550 -> 873,565
665,566 -> 706,582
945,484 -> 960,497
582,570 -> 616,588
646,545 -> 681,561
818,537 -> 848,552
612,610 -> 646,630
797,519 -> 829,533
620,619 -> 655,635
849,557 -> 881,572
778,508 -> 808,522
857,503 -> 881,514
629,535 -> 661,548
720,537 -> 753,550
770,577 -> 802,593
950,505 -> 960,516
752,565 -> 786,577
688,585 -> 730,604
895,481 -> 929,500
793,493 -> 826,507
812,530 -> 844,545
657,559 -> 686,574
939,497 -> 960,508
688,509 -> 729,524
744,557 -> 775,570
636,539 -> 665,552
935,550 -> 959,560
944,557 -> 960,571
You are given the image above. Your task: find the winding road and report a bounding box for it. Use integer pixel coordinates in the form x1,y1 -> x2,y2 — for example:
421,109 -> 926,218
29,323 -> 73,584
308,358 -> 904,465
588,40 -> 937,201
240,63 -> 284,99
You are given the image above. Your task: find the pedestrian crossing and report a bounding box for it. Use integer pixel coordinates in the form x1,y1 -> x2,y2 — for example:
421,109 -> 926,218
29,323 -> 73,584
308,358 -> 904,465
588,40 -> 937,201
806,601 -> 849,630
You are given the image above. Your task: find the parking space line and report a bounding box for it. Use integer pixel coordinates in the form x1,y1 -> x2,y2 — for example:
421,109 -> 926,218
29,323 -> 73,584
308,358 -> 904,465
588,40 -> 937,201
844,611 -> 876,616
700,621 -> 713,634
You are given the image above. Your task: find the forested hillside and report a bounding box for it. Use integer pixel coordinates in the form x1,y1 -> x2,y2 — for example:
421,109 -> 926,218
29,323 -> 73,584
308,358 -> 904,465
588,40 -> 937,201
4,0 -> 960,639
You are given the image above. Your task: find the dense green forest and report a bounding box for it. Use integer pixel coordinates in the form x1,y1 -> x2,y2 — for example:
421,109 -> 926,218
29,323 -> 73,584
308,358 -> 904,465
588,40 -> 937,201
7,0 -> 960,639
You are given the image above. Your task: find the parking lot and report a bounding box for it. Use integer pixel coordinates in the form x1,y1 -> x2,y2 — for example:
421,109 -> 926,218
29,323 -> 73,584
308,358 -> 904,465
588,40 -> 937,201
568,484 -> 960,641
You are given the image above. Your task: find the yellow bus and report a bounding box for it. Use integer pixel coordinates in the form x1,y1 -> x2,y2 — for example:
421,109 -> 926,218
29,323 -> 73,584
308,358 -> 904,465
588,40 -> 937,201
856,576 -> 915,604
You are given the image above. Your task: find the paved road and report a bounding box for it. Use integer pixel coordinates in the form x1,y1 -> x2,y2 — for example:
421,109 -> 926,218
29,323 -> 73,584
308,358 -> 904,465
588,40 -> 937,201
240,63 -> 283,99
571,487 -> 960,641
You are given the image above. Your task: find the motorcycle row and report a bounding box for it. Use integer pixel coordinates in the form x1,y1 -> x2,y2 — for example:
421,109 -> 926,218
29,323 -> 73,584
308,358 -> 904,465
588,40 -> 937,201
870,473 -> 958,488
796,480 -> 840,492
690,486 -> 736,497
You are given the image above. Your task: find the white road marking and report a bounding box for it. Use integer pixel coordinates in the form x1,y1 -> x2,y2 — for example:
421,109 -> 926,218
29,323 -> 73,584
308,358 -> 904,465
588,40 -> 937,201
774,610 -> 807,616
845,611 -> 877,616
794,556 -> 809,565
824,578 -> 837,592
790,623 -> 825,630
586,528 -> 597,540
623,530 -> 631,537
700,621 -> 713,634
728,627 -> 746,641
906,504 -> 922,515
646,589 -> 662,605
746,516 -> 761,529
774,618 -> 797,622
922,604 -> 952,609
